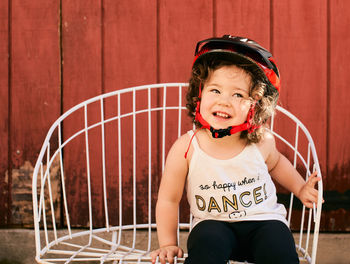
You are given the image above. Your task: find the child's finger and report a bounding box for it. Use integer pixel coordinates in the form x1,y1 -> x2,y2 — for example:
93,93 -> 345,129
159,251 -> 167,264
150,250 -> 158,264
167,251 -> 176,264
178,248 -> 184,258
309,170 -> 318,179
306,202 -> 314,209
307,172 -> 320,186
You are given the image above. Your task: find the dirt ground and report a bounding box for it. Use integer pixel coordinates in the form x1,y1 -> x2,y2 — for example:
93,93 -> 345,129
0,229 -> 349,264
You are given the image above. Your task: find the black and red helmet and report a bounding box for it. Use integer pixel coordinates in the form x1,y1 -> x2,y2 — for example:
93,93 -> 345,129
192,35 -> 280,138
193,35 -> 280,93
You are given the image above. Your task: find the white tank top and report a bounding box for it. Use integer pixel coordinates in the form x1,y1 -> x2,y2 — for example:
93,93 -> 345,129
186,130 -> 288,227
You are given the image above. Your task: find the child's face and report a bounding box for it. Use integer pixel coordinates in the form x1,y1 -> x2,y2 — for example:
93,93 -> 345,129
200,65 -> 253,130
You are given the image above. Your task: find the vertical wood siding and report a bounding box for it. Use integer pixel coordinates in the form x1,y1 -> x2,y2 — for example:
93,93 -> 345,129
0,0 -> 349,231
0,0 -> 9,226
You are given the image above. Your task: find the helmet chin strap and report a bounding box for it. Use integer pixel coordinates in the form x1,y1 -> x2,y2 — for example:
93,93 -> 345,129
194,84 -> 260,138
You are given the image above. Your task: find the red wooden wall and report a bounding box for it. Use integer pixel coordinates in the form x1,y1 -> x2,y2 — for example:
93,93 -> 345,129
0,0 -> 349,231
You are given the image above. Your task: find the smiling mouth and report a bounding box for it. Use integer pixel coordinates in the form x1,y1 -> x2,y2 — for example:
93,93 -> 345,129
213,112 -> 231,119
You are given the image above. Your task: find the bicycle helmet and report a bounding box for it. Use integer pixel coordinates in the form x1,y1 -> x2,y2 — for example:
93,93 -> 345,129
192,35 -> 280,138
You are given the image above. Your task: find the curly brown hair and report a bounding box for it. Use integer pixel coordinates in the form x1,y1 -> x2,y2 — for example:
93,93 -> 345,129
186,53 -> 279,143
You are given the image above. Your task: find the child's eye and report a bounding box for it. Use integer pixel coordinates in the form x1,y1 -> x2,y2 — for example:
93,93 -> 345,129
233,93 -> 243,98
210,89 -> 220,94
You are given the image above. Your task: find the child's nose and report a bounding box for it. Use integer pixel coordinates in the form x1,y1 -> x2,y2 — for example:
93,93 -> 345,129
218,94 -> 230,106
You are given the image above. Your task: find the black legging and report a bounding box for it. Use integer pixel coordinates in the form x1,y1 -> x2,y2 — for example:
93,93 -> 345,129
184,219 -> 299,264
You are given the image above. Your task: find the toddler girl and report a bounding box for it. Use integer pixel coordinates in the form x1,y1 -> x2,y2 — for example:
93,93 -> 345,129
150,35 -> 321,264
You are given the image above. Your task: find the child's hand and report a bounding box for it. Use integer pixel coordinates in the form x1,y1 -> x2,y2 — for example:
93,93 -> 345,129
150,246 -> 184,264
297,171 -> 323,208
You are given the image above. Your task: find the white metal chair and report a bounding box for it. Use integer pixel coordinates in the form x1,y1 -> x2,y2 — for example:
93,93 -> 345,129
32,83 -> 323,264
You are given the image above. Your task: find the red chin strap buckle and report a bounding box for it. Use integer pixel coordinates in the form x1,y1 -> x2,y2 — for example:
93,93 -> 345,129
210,127 -> 233,138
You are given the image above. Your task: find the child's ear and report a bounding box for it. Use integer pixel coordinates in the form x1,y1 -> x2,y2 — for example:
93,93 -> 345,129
251,92 -> 263,101
251,83 -> 265,101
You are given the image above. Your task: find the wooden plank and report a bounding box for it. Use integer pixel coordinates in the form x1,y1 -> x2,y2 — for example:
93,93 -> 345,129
61,0 -> 103,226
61,1 -> 103,109
103,0 -> 157,91
215,0 -> 271,47
158,0 -> 213,83
103,0 -> 158,225
273,1 -> 328,229
10,0 -> 60,225
327,0 -> 350,231
328,0 -> 350,192
273,1 -> 327,166
0,0 -> 9,226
